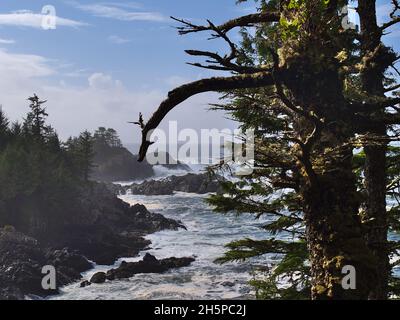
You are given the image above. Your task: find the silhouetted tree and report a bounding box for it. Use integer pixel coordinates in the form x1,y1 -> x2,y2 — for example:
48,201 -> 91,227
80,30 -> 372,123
78,131 -> 95,182
0,106 -> 10,150
23,94 -> 49,140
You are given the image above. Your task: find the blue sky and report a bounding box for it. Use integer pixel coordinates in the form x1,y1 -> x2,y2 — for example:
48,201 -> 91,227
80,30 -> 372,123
0,1 -> 398,145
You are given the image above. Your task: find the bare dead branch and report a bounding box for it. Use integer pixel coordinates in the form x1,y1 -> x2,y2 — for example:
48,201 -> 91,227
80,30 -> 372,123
128,112 -> 145,129
384,83 -> 400,92
171,12 -> 279,35
390,0 -> 400,18
185,49 -> 268,74
381,16 -> 400,30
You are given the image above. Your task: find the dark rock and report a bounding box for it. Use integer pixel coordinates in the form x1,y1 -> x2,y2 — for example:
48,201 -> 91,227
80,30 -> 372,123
90,272 -> 107,284
91,144 -> 154,182
0,227 -> 89,300
143,253 -> 158,263
152,151 -> 192,172
80,280 -> 92,288
104,182 -> 127,196
91,142 -> 192,183
221,281 -> 236,287
0,181 -> 185,297
129,173 -> 224,196
39,183 -> 185,265
104,254 -> 195,282
46,248 -> 92,273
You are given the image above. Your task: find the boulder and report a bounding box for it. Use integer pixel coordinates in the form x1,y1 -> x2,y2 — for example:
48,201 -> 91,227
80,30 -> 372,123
80,280 -> 92,288
104,254 -> 195,282
0,227 -> 90,300
90,272 -> 107,284
82,254 -> 195,285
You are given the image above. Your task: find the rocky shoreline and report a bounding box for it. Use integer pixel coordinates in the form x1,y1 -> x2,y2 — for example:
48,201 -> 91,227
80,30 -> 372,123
0,172 -> 224,300
0,183 -> 186,300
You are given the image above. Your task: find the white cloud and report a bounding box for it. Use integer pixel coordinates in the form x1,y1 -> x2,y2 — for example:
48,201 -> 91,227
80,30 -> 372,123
0,48 -> 53,79
0,38 -> 15,44
0,11 -> 87,29
0,48 -> 234,145
108,35 -> 131,44
101,2 -> 143,10
71,1 -> 167,22
88,72 -> 123,89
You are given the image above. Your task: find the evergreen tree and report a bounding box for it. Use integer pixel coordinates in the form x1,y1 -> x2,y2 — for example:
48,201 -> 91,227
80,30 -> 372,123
137,0 -> 400,299
0,106 -> 10,150
77,131 -> 95,182
0,95 -> 96,235
24,94 -> 49,140
94,127 -> 123,148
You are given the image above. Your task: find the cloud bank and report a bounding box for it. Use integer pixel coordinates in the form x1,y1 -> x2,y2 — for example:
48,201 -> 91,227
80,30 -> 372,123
0,48 -> 233,145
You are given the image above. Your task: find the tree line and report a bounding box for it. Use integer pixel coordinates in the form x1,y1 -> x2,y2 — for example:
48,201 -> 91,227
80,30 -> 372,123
0,95 -> 122,236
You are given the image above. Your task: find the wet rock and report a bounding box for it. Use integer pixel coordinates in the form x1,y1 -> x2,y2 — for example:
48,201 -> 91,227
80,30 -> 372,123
0,182 -> 186,298
90,272 -> 107,284
46,248 -> 92,274
80,280 -> 92,288
129,173 -> 224,196
0,227 -> 89,300
221,281 -> 236,287
44,183 -> 186,265
101,254 -> 195,282
104,182 -> 127,196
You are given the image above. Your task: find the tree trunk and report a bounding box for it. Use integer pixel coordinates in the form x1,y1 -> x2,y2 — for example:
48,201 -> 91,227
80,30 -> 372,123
359,0 -> 390,300
282,50 -> 378,299
303,150 -> 378,299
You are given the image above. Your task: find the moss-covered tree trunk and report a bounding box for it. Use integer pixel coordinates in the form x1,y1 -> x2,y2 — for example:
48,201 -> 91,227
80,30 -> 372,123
282,51 -> 378,299
359,0 -> 390,300
303,155 -> 378,299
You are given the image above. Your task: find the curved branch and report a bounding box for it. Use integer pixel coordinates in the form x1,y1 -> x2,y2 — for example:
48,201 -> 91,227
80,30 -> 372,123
381,16 -> 400,30
172,12 -> 280,35
384,83 -> 400,92
138,71 -> 276,161
350,97 -> 400,113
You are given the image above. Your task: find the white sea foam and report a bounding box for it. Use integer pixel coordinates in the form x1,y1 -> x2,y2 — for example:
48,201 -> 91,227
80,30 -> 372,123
50,192 -> 277,300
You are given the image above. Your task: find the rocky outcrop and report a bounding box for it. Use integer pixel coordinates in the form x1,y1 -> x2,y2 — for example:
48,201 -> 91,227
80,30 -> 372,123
40,185 -> 185,265
104,182 -> 127,196
91,145 -> 154,182
152,151 -> 192,172
0,227 -> 92,300
0,184 -> 186,299
128,173 -> 224,195
87,253 -> 195,284
91,143 -> 191,183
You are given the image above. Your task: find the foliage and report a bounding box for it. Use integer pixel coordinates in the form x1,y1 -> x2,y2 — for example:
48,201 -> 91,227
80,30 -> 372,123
0,96 -> 96,236
205,0 -> 400,299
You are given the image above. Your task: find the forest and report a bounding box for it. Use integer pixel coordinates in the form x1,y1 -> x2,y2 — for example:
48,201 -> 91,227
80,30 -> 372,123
0,95 -> 127,238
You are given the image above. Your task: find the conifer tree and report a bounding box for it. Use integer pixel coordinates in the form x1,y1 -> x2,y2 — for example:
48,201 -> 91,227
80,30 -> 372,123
24,94 -> 49,140
78,131 -> 95,182
137,0 -> 400,299
0,106 -> 10,150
